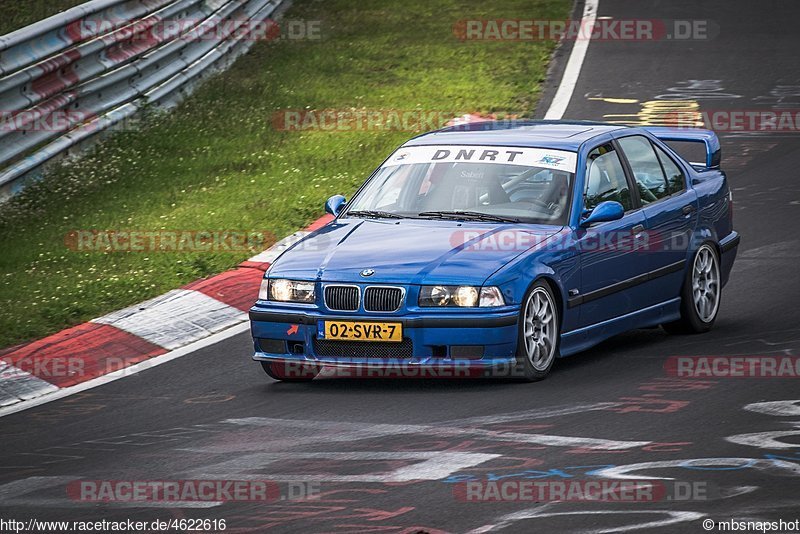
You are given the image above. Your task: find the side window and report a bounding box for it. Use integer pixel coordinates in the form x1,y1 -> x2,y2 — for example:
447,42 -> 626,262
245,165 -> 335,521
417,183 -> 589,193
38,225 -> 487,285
654,144 -> 686,194
585,144 -> 632,212
618,136 -> 669,205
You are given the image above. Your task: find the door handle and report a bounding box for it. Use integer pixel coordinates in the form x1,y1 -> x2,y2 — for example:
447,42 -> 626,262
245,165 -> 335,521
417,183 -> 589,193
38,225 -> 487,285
682,204 -> 695,215
631,224 -> 645,237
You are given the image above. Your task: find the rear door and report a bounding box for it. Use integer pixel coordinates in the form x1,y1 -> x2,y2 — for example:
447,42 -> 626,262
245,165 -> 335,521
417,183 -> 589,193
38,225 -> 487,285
615,135 -> 697,309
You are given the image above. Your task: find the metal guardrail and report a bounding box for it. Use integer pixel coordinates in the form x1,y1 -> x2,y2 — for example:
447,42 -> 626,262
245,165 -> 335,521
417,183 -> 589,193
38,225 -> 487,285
0,0 -> 284,200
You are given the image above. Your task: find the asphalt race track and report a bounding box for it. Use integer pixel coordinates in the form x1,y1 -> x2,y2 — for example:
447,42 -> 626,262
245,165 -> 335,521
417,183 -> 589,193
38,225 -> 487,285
2,1 -> 799,532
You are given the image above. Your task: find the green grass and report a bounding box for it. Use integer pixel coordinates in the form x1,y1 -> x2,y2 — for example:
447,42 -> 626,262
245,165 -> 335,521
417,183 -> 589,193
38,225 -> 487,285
0,0 -> 570,348
0,0 -> 87,35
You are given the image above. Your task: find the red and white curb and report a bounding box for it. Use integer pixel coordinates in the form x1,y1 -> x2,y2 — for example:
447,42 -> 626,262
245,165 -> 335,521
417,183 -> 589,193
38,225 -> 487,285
0,215 -> 333,417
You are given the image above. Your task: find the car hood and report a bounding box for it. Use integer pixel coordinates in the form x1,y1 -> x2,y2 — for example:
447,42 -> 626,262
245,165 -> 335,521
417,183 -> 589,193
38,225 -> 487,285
268,219 -> 562,285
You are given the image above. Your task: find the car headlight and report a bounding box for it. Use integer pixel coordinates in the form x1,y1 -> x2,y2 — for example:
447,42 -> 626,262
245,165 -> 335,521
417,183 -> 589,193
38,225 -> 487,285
419,285 -> 505,307
260,279 -> 315,303
478,286 -> 505,307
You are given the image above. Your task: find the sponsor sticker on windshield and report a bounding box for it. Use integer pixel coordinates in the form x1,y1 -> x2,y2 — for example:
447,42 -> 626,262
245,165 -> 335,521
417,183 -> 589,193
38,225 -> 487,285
383,145 -> 577,173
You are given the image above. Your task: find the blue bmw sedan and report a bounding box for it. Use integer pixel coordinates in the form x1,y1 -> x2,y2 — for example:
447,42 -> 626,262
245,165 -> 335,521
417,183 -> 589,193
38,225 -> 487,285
250,121 -> 739,381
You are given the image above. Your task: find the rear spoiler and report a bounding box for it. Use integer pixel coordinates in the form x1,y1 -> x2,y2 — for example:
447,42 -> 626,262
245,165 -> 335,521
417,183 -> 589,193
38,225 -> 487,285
643,127 -> 721,170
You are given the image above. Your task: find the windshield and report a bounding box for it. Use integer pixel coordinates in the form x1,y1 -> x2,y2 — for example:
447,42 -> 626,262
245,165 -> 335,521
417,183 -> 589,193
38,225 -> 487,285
345,145 -> 576,224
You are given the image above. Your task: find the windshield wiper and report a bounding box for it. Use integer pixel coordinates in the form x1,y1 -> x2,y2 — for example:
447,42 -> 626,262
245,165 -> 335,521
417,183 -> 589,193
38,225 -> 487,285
346,210 -> 404,219
417,210 -> 520,223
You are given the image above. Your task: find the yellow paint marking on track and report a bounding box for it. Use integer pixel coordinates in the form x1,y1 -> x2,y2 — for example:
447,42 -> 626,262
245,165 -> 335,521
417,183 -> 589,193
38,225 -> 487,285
592,97 -> 704,126
588,97 -> 640,104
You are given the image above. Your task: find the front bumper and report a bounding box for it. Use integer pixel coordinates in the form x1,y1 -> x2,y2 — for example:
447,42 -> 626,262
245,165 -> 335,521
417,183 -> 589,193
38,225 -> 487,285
249,305 -> 520,369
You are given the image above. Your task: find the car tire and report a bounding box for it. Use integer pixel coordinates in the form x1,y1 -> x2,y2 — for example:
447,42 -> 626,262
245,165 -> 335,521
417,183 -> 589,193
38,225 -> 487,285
663,243 -> 722,335
514,281 -> 561,381
261,361 -> 320,382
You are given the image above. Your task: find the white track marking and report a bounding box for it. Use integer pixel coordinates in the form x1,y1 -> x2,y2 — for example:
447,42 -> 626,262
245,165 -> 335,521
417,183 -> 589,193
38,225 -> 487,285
0,323 -> 251,419
543,0 -> 599,120
744,400 -> 800,417
0,496 -> 220,509
446,402 -> 620,425
720,486 -> 760,499
0,477 -> 220,508
0,361 -> 59,406
201,416 -> 650,451
247,231 -> 309,264
184,451 -> 500,483
92,289 -> 246,350
469,509 -> 704,534
0,477 -> 76,500
590,458 -> 800,480
726,423 -> 800,449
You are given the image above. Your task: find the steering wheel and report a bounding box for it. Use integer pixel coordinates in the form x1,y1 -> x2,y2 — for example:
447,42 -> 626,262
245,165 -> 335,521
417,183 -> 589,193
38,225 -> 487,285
639,184 -> 658,203
527,198 -> 555,210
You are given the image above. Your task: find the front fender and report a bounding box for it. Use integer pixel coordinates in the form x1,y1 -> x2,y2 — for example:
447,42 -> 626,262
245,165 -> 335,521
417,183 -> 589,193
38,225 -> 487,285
486,229 -> 581,333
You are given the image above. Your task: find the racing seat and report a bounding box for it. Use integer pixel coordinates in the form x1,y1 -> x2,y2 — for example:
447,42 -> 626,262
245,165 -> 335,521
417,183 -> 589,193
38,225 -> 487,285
420,164 -> 509,210
586,153 -> 627,208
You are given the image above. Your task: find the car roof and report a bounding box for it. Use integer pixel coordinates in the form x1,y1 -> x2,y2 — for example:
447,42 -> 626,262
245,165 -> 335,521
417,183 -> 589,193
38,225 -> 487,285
402,120 -> 630,151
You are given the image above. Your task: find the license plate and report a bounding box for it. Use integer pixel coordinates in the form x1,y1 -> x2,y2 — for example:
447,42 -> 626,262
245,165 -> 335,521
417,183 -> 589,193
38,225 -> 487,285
321,321 -> 403,342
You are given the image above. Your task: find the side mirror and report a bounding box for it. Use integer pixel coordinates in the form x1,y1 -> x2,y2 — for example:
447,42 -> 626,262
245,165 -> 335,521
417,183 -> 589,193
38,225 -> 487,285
580,201 -> 625,227
325,195 -> 346,216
